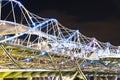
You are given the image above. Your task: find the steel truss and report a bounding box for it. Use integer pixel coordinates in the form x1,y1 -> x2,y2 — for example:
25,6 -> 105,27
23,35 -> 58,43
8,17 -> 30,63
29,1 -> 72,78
0,0 -> 119,80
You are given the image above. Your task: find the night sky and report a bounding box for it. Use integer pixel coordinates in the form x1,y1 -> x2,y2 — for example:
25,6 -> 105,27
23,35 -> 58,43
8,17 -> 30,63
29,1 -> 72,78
21,0 -> 120,46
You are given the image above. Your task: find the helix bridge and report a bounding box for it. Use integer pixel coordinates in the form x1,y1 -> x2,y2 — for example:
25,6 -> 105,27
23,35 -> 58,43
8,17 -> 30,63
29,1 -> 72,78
0,0 -> 120,80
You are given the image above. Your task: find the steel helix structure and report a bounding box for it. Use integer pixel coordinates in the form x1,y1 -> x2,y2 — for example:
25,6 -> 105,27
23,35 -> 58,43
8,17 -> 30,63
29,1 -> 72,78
0,0 -> 120,80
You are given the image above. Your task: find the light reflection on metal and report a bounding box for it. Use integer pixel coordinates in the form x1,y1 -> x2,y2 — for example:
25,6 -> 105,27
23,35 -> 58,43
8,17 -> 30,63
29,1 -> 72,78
0,0 -> 119,80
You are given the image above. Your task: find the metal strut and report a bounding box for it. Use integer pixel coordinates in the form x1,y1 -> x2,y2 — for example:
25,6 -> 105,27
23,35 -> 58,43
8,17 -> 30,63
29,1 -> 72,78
75,59 -> 87,80
0,44 -> 23,69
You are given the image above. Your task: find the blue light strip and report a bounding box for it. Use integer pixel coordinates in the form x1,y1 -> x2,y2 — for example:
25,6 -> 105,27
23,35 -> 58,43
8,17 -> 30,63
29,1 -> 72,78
66,30 -> 79,42
32,18 -> 57,29
0,19 -> 57,43
20,18 -> 57,34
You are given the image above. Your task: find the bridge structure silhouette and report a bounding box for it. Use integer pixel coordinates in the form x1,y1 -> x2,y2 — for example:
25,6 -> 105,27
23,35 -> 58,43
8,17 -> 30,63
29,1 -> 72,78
0,0 -> 120,80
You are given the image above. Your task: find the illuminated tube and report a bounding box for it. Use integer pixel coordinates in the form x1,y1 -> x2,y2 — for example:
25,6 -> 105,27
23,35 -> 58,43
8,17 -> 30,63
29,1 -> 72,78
66,30 -> 79,42
0,19 -> 57,43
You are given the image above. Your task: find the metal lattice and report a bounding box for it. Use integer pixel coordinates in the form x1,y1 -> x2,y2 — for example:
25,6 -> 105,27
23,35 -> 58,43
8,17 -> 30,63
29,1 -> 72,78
0,0 -> 120,80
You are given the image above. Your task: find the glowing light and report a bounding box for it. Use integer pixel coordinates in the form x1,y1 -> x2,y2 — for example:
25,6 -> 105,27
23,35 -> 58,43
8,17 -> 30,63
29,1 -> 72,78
66,30 -> 79,42
104,61 -> 110,66
39,51 -> 46,56
25,57 -> 31,62
30,16 -> 32,19
16,1 -> 23,7
48,77 -> 51,80
117,46 -> 120,54
32,18 -> 57,29
70,56 -> 74,60
59,61 -> 65,65
0,22 -> 6,25
106,42 -> 110,47
90,60 -> 93,64
33,23 -> 35,26
82,64 -> 86,67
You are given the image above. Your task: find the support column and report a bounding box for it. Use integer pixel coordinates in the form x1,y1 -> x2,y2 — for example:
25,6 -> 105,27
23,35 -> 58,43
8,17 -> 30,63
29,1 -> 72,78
43,77 -> 46,80
115,76 -> 118,80
75,59 -> 87,80
27,77 -> 32,80
105,76 -> 108,80
52,77 -> 54,80
94,71 -> 97,80
55,76 -> 60,80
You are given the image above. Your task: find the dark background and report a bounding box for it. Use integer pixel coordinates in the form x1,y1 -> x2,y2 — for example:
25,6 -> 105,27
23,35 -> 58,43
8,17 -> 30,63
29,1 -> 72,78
21,0 -> 120,46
